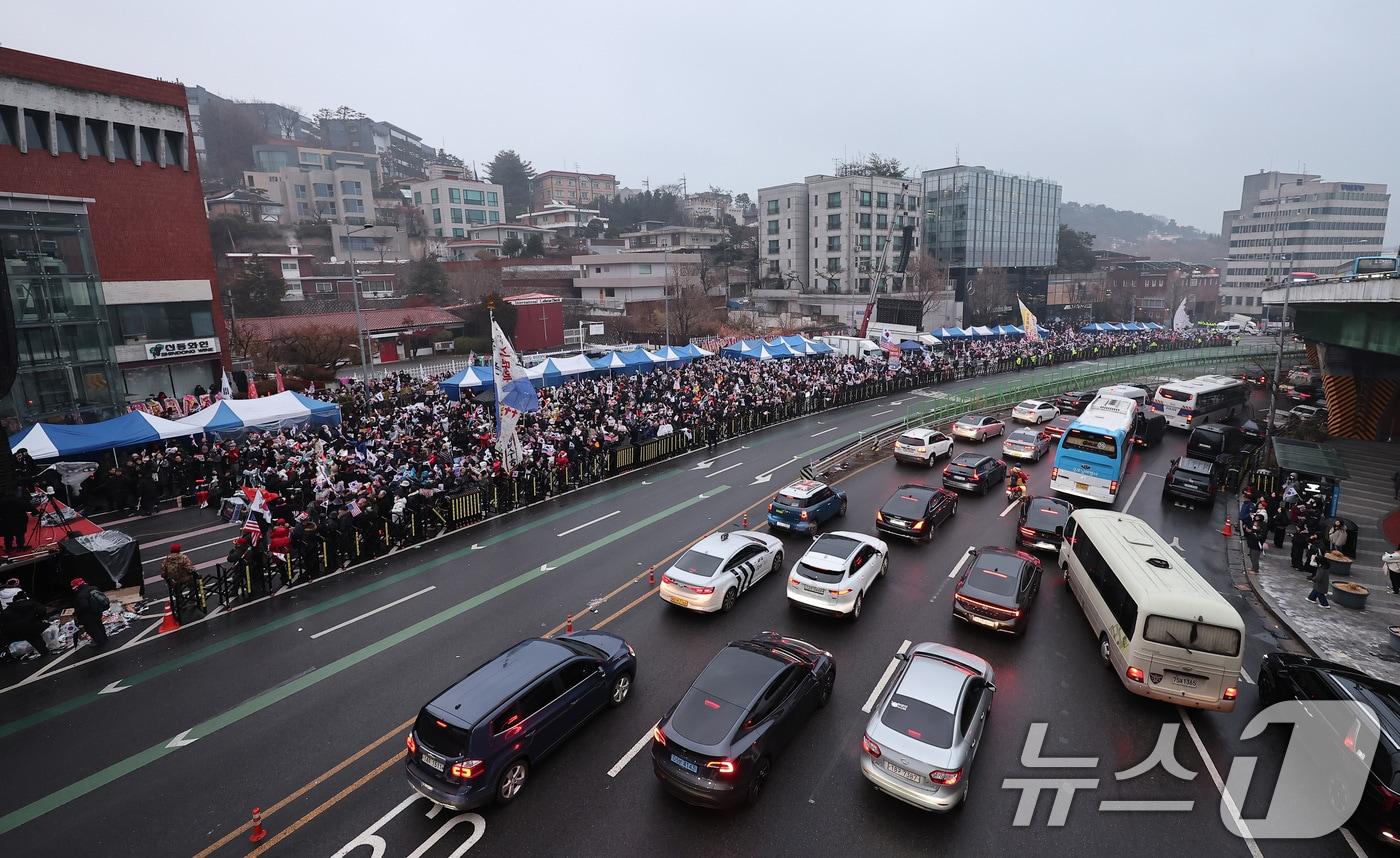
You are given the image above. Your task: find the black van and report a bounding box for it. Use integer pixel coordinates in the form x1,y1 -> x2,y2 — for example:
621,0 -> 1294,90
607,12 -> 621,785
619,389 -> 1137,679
1133,412 -> 1166,448
405,632 -> 637,810
1185,423 -> 1246,466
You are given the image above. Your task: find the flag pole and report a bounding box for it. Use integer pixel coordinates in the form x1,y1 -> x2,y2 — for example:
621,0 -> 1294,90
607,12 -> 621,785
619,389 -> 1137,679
488,300 -> 499,441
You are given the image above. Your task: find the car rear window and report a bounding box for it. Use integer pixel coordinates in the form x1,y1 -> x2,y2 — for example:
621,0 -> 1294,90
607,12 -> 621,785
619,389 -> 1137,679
1024,503 -> 1066,532
951,454 -> 983,467
962,415 -> 987,424
1158,388 -> 1191,402
415,710 -> 471,756
774,492 -> 812,508
881,692 -> 954,748
1018,401 -> 1040,410
811,534 -> 860,558
947,464 -> 976,476
898,434 -> 930,446
1142,615 -> 1240,657
1176,457 -> 1214,475
965,555 -> 1021,597
1009,430 -> 1039,443
882,491 -> 931,518
794,559 -> 844,584
671,687 -> 743,745
674,549 -> 723,577
1187,433 -> 1223,457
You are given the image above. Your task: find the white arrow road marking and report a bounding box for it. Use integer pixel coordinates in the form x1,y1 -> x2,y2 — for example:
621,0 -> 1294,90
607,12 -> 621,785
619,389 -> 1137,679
99,680 -> 129,695
1238,667 -> 1255,685
540,563 -> 556,572
1123,471 -> 1151,513
705,461 -> 744,478
557,510 -> 621,537
948,546 -> 976,579
751,456 -> 800,485
692,447 -> 747,469
872,409 -> 894,416
810,426 -> 840,437
470,544 -> 485,551
641,480 -> 653,485
1168,536 -> 1185,553
863,640 -> 912,713
167,729 -> 198,748
999,499 -> 1021,518
891,400 -> 904,405
310,586 -> 436,639
608,727 -> 657,778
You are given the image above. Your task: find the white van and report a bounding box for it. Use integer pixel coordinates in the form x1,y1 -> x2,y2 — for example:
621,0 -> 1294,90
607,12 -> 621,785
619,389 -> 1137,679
1058,510 -> 1244,711
817,335 -> 884,360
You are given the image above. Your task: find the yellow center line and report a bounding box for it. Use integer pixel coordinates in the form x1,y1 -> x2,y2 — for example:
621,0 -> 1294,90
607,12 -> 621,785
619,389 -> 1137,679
245,750 -> 405,857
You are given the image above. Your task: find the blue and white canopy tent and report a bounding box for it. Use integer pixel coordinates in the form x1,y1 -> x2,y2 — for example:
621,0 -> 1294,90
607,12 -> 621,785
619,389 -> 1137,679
676,343 -> 713,358
721,338 -> 797,360
897,339 -> 926,352
931,326 -> 967,338
9,410 -> 202,461
180,391 -> 341,438
438,365 -> 494,400
968,325 -> 996,337
527,354 -> 596,384
648,345 -> 688,364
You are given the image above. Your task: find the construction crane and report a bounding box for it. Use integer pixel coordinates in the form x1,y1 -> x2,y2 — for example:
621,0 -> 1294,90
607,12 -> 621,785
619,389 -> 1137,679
857,179 -> 915,339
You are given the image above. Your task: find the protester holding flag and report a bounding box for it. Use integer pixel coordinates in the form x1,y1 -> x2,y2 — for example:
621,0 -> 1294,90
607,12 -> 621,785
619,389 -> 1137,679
492,318 -> 541,470
1018,297 -> 1041,343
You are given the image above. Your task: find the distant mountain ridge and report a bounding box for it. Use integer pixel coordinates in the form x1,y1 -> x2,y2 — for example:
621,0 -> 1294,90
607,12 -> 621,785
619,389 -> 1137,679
1060,201 -> 1226,265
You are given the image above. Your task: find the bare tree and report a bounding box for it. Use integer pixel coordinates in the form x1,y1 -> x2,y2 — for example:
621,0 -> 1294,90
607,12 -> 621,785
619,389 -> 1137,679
964,267 -> 1012,325
267,324 -> 358,370
666,266 -> 713,342
275,104 -> 302,139
904,251 -> 953,329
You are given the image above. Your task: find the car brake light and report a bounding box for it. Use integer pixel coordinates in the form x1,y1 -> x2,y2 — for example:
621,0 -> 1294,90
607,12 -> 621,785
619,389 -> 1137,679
876,510 -> 885,522
830,587 -> 854,596
969,472 -> 979,481
1019,526 -> 1035,537
1223,686 -> 1238,701
768,503 -> 774,512
1051,467 -> 1059,480
930,768 -> 962,786
1126,666 -> 1145,683
790,576 -> 802,586
706,759 -> 737,775
943,467 -> 952,477
406,733 -> 417,754
652,724 -> 666,745
450,760 -> 485,780
690,585 -> 715,595
662,574 -> 676,586
1109,480 -> 1119,495
912,520 -> 925,530
800,510 -> 809,520
1186,414 -> 1194,423
862,735 -> 882,758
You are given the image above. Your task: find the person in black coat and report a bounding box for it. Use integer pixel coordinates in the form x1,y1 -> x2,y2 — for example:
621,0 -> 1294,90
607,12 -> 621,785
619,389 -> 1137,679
70,578 -> 108,648
1290,523 -> 1311,571
0,488 -> 30,552
1,591 -> 48,657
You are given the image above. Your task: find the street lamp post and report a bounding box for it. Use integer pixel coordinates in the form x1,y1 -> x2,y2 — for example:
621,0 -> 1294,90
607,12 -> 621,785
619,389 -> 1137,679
339,223 -> 377,381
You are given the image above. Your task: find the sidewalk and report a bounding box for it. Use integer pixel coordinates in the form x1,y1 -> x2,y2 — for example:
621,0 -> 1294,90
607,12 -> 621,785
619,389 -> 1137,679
1247,438 -> 1400,684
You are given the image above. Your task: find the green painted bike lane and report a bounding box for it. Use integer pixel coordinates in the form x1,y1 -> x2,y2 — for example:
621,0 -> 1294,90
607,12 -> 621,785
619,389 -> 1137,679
0,469 -> 684,742
0,485 -> 731,837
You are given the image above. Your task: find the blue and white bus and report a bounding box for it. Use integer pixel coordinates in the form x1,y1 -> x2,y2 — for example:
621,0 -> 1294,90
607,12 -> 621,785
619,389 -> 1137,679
1050,395 -> 1138,504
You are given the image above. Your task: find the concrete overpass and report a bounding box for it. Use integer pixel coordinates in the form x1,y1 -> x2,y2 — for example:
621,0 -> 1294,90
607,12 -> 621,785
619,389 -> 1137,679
1263,273 -> 1400,440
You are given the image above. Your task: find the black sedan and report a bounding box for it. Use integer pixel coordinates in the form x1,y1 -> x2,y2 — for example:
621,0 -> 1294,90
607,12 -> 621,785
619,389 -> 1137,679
942,453 -> 1007,496
951,547 -> 1042,636
1257,652 -> 1400,846
1053,390 -> 1097,413
876,484 -> 957,542
652,632 -> 834,807
1016,496 -> 1073,554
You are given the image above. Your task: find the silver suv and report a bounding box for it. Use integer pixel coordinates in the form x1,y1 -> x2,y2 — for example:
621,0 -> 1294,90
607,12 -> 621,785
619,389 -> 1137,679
859,643 -> 994,811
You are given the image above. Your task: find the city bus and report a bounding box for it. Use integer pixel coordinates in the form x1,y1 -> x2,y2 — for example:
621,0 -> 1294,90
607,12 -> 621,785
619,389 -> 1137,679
1150,374 -> 1249,430
1058,510 -> 1244,711
1333,256 -> 1400,279
1049,395 -> 1137,504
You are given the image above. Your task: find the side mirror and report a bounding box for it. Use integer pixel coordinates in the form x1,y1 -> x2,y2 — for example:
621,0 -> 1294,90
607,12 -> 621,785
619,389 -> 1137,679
986,681 -> 997,693
894,652 -> 908,662
1054,525 -> 1064,536
1171,457 -> 1179,466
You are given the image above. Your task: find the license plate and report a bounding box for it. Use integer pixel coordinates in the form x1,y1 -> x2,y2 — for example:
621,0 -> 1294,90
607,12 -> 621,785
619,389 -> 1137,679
670,753 -> 698,774
971,615 -> 998,628
772,520 -> 791,529
666,594 -> 690,607
802,584 -> 825,595
1075,482 -> 1089,491
1168,672 -> 1204,689
420,752 -> 445,772
883,760 -> 924,783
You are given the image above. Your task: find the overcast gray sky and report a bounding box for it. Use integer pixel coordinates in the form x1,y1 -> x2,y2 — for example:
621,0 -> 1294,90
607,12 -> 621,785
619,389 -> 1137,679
8,0 -> 1398,240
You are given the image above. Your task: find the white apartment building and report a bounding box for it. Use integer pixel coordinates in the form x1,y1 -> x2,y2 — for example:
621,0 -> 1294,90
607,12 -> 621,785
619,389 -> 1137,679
244,162 -> 377,226
1222,170 -> 1390,316
619,224 -> 727,250
410,176 -> 506,237
572,249 -> 704,311
516,203 -> 608,234
757,174 -> 921,295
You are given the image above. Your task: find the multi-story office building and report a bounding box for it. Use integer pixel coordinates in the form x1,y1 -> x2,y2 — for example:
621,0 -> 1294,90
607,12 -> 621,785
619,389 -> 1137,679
1221,171 -> 1390,316
319,116 -> 432,182
410,175 -> 506,237
1,48 -> 227,428
533,170 -> 618,208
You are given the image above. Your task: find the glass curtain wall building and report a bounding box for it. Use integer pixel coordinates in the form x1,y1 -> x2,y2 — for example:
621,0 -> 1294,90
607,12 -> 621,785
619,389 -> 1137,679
921,166 -> 1060,268
1,203 -> 122,431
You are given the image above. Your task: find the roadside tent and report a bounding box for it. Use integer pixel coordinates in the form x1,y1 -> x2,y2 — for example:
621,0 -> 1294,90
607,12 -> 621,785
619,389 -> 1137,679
438,366 -> 494,400
803,338 -> 835,354
648,345 -> 687,364
1119,321 -> 1145,331
968,325 -> 996,337
917,334 -> 942,347
1081,322 -> 1109,332
898,340 -> 925,352
932,327 -> 966,338
180,391 -> 341,437
9,410 -> 202,460
683,343 -> 714,358
994,325 -> 1022,336
529,354 -> 596,384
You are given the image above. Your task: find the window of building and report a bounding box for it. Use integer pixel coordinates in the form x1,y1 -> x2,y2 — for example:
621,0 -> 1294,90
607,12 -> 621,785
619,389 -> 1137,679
827,191 -> 841,208
315,281 -> 335,294
0,106 -> 17,147
827,257 -> 841,272
82,118 -> 106,158
767,199 -> 780,215
639,264 -> 652,274
22,109 -> 49,152
449,187 -> 461,204
297,202 -> 310,216
827,236 -> 842,251
430,188 -> 440,204
877,213 -> 888,230
340,180 -> 362,196
450,208 -> 463,223
489,211 -> 500,223
767,220 -> 779,235
138,127 -> 160,163
467,209 -> 487,224
603,288 -> 616,297
487,191 -> 498,206
110,122 -> 133,161
54,113 -> 79,154
768,240 -> 780,254
432,208 -> 442,224
859,190 -> 872,207
857,212 -> 871,229
280,260 -> 300,277
313,183 -> 334,198
316,201 -> 337,215
857,235 -> 871,250
876,192 -> 888,208
827,213 -> 841,229
344,199 -> 365,213
452,228 -> 464,237
412,191 -> 421,204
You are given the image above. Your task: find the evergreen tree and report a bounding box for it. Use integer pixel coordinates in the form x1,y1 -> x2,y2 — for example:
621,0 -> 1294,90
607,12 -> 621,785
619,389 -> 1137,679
402,254 -> 451,302
229,262 -> 288,316
486,150 -> 536,220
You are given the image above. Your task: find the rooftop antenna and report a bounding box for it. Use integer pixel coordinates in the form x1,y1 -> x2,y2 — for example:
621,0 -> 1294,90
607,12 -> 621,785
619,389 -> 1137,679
954,145 -> 961,166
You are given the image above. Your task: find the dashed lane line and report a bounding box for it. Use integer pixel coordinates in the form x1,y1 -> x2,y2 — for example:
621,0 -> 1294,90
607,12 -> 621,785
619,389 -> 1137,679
1178,708 -> 1264,858
863,640 -> 912,713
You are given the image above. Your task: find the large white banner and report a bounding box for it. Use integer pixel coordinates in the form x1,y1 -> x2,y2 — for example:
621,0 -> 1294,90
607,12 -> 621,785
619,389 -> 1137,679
492,320 -> 540,469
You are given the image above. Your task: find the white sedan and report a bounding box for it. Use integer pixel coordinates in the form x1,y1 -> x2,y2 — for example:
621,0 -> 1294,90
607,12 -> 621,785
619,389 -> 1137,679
893,428 -> 955,467
787,531 -> 889,620
658,530 -> 785,613
952,415 -> 1005,442
1011,399 -> 1060,424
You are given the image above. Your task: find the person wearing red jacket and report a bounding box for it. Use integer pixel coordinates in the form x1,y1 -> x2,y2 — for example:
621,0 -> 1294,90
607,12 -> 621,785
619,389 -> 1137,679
268,518 -> 292,555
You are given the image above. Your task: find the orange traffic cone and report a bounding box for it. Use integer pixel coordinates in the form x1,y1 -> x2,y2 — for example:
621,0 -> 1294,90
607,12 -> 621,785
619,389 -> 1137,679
565,613 -> 573,633
158,599 -> 180,634
647,565 -> 656,586
741,512 -> 749,529
249,807 -> 267,843
1220,517 -> 1233,537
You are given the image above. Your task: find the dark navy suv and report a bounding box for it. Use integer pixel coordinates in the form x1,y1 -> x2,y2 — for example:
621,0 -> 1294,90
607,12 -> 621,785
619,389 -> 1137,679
405,631 -> 636,810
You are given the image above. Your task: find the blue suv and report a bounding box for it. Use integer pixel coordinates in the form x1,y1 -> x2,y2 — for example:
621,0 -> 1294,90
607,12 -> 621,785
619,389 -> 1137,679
405,631 -> 636,810
767,479 -> 847,534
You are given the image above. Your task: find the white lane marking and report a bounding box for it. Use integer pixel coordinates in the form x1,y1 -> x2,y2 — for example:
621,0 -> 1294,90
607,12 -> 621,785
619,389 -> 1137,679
166,729 -> 198,749
1238,667 -> 1255,685
863,640 -> 912,713
309,586 -> 436,639
810,426 -> 840,437
1341,827 -> 1371,858
119,618 -> 164,650
1168,536 -> 1185,553
1179,708 -> 1264,858
607,727 -> 656,778
1123,472 -> 1151,513
142,521 -> 233,549
999,499 -> 1021,518
705,461 -> 744,478
948,545 -> 975,579
332,793 -> 484,858
21,640 -> 83,683
141,536 -> 233,565
871,409 -> 895,416
556,510 -> 621,537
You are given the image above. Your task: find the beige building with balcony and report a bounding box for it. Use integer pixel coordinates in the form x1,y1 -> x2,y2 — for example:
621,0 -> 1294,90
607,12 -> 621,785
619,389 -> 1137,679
572,250 -> 704,311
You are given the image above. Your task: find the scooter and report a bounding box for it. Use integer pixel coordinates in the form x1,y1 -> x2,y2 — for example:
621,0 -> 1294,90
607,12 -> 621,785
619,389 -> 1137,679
1006,482 -> 1028,504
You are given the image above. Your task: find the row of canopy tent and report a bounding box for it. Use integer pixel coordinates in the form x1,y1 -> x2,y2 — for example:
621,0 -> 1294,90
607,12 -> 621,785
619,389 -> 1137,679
9,392 -> 342,460
440,343 -> 715,396
929,324 -> 1053,338
1080,321 -> 1164,332
720,335 -> 835,361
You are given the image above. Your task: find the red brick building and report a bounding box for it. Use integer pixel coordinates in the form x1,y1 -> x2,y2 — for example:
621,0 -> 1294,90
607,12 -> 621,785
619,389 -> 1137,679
0,48 -> 225,428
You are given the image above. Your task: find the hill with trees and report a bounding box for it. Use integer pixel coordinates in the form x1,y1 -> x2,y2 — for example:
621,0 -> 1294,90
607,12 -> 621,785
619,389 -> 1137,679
1059,201 -> 1226,264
